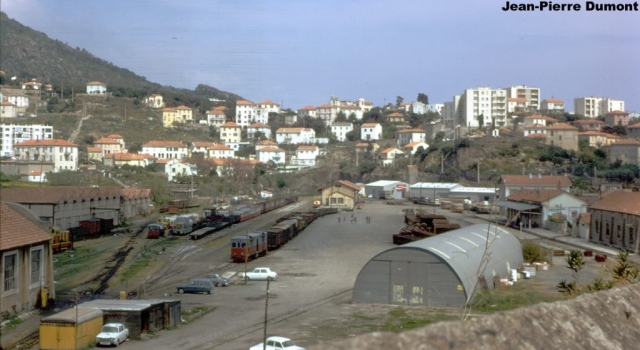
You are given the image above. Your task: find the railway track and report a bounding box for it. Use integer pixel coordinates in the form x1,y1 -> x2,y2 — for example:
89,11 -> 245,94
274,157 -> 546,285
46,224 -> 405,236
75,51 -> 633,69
3,330 -> 39,350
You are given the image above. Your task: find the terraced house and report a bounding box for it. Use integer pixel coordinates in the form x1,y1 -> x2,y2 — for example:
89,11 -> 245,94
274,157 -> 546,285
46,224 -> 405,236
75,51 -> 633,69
589,192 -> 640,253
141,140 -> 188,159
13,139 -> 78,171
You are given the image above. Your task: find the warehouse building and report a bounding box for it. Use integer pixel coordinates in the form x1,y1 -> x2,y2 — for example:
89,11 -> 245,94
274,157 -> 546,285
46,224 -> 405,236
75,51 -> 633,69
408,182 -> 458,202
352,224 -> 522,307
364,180 -> 408,200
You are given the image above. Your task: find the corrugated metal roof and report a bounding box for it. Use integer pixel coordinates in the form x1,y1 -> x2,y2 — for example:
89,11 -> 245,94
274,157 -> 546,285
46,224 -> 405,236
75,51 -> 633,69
366,180 -> 402,187
409,182 -> 460,189
41,307 -> 103,324
495,201 -> 540,211
81,299 -> 164,311
450,186 -> 497,194
383,224 -> 522,299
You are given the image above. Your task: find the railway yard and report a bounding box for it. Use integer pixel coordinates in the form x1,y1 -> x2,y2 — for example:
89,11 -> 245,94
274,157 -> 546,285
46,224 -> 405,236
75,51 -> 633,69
5,199 -> 616,350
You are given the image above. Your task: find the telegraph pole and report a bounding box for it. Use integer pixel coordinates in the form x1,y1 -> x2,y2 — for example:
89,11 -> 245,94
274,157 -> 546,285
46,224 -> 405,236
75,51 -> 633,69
262,278 -> 270,350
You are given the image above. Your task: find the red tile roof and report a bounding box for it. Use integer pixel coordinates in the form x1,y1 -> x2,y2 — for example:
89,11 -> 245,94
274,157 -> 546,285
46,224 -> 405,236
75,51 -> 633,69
298,105 -> 316,111
361,123 -> 380,128
387,112 -> 404,117
87,81 -> 105,85
257,146 -> 285,152
381,147 -> 401,154
94,137 -> 120,145
403,142 -> 426,148
1,101 -> 17,106
318,180 -> 361,192
175,105 -> 191,110
142,140 -> 187,148
256,140 -> 277,145
236,100 -> 255,106
524,124 -> 547,129
590,192 -> 640,216
192,141 -> 217,148
211,144 -> 232,151
276,127 -> 312,133
544,99 -> 564,103
396,128 -> 425,134
574,119 -> 604,124
606,110 -> 628,115
106,134 -> 123,139
104,153 -> 147,161
257,100 -> 279,106
249,122 -> 269,128
87,147 -> 102,152
610,139 -> 640,146
0,203 -> 51,250
525,133 -> 547,139
546,123 -> 578,130
525,115 -> 558,122
221,121 -> 240,128
0,187 -> 121,205
29,171 -> 42,176
121,188 -> 151,199
316,103 -> 333,109
297,145 -> 318,151
501,175 -> 572,187
507,189 -> 568,203
14,139 -> 78,147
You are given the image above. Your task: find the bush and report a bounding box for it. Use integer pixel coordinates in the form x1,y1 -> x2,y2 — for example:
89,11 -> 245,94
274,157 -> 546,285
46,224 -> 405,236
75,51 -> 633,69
522,241 -> 547,263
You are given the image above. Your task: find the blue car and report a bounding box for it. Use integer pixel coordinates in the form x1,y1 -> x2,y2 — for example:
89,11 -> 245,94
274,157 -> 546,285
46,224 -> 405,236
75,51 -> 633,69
176,278 -> 214,294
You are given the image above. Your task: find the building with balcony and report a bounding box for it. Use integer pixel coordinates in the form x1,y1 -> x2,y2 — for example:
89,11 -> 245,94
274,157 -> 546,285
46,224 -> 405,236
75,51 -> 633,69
13,139 -> 78,171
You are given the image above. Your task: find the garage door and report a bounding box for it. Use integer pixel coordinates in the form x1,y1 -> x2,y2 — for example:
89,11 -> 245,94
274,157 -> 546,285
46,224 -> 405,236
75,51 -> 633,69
390,261 -> 428,306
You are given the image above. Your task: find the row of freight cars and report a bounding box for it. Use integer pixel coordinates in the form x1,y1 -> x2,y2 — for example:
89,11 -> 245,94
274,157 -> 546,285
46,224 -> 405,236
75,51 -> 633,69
150,197 -> 299,239
50,218 -> 116,254
230,207 -> 338,262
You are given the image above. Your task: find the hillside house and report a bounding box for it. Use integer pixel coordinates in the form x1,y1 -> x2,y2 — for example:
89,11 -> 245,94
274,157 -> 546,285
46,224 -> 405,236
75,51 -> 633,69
219,121 -> 242,143
297,105 -> 317,118
395,128 -> 426,146
589,192 -> 640,253
339,105 -> 363,120
144,94 -> 165,109
21,80 -> 42,90
247,122 -> 271,140
361,123 -> 382,141
141,140 -> 188,160
628,123 -> 640,139
103,153 -> 153,167
380,147 -> 404,167
6,93 -> 30,111
546,123 -> 578,151
316,104 -> 338,125
523,115 -> 558,127
1,101 -> 18,119
86,81 -> 107,94
573,119 -> 604,132
523,124 -> 547,137
162,159 -> 197,182
403,141 -> 429,156
275,127 -> 315,144
255,140 -> 278,150
191,142 -> 217,155
578,131 -> 610,148
604,111 -> 630,127
13,139 -> 79,171
1,124 -> 53,157
255,100 -> 280,123
27,171 -> 46,183
331,122 -> 353,142
208,144 -> 235,158
291,145 -> 319,167
94,137 -> 126,159
1,203 -> 56,315
206,106 -> 227,127
385,112 -> 405,124
256,146 -> 286,165
607,139 -> 640,166
541,98 -> 565,112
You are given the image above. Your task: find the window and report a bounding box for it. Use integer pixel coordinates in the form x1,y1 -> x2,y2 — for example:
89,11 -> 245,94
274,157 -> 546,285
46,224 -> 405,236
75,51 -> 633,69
605,223 -> 610,238
3,251 -> 18,294
617,225 -> 622,241
30,247 -> 43,286
629,227 -> 635,245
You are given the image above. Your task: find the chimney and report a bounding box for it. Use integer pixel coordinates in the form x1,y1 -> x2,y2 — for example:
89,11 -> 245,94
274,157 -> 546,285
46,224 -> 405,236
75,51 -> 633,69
529,173 -> 532,179
538,173 -> 541,179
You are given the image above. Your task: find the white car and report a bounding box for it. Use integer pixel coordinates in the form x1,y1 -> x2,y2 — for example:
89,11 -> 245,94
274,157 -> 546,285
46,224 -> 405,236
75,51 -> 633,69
241,267 -> 278,281
96,323 -> 129,347
250,336 -> 305,350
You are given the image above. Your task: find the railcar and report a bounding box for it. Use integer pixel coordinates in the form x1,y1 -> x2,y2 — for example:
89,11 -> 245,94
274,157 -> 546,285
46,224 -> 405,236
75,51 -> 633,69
230,231 -> 268,262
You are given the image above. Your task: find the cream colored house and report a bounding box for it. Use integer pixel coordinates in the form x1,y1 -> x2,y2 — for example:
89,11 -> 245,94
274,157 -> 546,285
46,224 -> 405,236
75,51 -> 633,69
257,146 -> 286,165
144,94 -> 165,108
318,180 -> 361,209
86,81 -> 107,94
546,123 -> 578,151
208,144 -> 235,158
220,121 -> 242,143
94,137 -> 126,158
207,106 -> 227,127
141,140 -> 188,159
361,123 -> 382,141
13,139 -> 79,171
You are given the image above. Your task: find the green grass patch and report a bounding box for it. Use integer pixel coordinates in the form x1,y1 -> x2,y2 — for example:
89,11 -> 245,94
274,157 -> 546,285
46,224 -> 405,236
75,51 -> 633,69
471,284 -> 563,313
382,307 -> 455,333
54,247 -> 97,268
119,254 -> 152,282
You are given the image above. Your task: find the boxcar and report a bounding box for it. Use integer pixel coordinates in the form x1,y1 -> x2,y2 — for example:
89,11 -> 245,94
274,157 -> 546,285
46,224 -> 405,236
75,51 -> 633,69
79,219 -> 101,237
230,232 -> 267,262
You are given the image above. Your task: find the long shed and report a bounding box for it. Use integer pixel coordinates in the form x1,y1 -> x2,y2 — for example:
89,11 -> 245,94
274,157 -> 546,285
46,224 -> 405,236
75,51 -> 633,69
40,307 -> 103,350
352,224 -> 523,307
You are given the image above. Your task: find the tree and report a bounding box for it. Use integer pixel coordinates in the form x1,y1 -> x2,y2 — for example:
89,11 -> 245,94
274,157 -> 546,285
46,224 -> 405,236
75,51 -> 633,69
476,114 -> 485,129
334,112 -> 347,123
396,96 -> 404,107
557,250 -> 585,295
417,93 -> 428,105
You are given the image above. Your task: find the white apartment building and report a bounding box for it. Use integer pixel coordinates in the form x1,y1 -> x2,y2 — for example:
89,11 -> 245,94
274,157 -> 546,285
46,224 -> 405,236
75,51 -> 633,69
541,99 -> 565,112
1,124 -> 53,157
456,87 -> 507,128
6,93 -> 30,109
503,85 -> 541,110
162,159 -> 197,182
208,144 -> 235,158
275,127 -> 316,144
144,94 -> 165,109
13,139 -> 79,171
235,100 -> 257,127
191,141 -> 217,155
331,122 -> 353,142
339,105 -> 363,120
395,128 -> 426,146
86,81 -> 107,94
220,121 -> 242,143
255,100 -> 280,124
574,97 -> 625,118
426,104 -> 444,115
141,140 -> 188,159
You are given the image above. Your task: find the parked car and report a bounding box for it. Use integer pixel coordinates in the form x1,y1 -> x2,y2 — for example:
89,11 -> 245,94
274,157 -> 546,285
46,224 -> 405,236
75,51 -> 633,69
176,278 -> 214,294
203,273 -> 230,287
250,336 -> 305,350
241,267 -> 278,281
95,323 -> 129,347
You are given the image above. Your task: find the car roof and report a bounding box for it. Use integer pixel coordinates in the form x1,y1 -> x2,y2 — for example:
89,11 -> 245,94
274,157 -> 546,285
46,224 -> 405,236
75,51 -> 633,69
104,323 -> 124,327
256,267 -> 271,269
268,336 -> 291,342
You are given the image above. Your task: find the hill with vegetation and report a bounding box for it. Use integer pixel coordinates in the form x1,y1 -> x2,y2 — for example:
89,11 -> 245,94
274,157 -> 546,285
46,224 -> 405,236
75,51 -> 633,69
0,12 -> 243,107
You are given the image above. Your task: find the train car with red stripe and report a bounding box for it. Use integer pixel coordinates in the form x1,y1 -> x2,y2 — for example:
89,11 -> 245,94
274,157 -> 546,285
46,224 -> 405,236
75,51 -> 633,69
230,231 -> 268,262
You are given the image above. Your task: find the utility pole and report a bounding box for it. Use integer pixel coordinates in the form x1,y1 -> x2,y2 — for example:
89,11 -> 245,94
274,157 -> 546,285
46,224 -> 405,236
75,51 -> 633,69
522,163 -> 525,176
477,160 -> 480,184
262,278 -> 270,350
244,232 -> 249,284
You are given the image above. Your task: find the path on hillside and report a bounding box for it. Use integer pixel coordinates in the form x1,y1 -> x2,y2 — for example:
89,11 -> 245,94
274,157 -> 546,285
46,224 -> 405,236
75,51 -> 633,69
67,114 -> 92,143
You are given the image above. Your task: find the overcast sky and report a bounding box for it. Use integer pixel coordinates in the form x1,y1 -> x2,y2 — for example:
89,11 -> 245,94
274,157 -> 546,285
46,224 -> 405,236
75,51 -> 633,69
4,0 -> 639,111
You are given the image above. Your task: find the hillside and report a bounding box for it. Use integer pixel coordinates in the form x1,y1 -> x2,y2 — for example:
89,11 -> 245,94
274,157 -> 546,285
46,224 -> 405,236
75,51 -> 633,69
0,12 -> 243,105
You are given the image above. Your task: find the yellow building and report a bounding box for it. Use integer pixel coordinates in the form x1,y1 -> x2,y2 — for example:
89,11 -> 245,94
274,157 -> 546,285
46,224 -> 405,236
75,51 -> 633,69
318,180 -> 361,209
162,107 -> 178,127
40,307 -> 103,350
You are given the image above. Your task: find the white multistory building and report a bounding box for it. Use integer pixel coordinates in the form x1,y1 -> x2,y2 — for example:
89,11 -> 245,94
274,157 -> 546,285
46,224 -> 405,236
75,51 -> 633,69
502,85 -> 540,111
574,97 -> 625,118
235,100 -> 257,127
1,124 -> 53,157
141,141 -> 188,159
13,139 -> 79,171
456,87 -> 507,128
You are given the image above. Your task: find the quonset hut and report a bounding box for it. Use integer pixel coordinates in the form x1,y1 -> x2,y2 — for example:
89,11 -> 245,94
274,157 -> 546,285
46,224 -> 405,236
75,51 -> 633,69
352,224 -> 522,307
